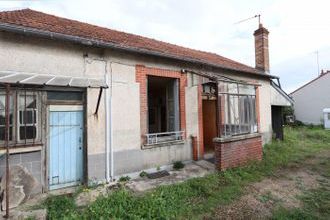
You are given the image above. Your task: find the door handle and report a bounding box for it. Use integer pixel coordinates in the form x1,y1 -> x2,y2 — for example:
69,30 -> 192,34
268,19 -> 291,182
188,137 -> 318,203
79,137 -> 82,150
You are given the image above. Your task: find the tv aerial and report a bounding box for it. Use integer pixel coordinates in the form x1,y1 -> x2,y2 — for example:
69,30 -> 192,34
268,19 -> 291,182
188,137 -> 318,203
235,14 -> 261,26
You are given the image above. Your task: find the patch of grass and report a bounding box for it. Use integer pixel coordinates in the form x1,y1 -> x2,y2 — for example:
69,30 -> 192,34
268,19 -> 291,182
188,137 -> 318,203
44,195 -> 79,219
258,191 -> 274,203
272,148 -> 330,220
272,186 -> 330,220
44,127 -> 330,219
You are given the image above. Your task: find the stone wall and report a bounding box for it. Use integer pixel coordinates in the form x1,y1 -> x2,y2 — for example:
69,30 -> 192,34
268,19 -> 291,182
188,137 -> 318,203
0,151 -> 42,193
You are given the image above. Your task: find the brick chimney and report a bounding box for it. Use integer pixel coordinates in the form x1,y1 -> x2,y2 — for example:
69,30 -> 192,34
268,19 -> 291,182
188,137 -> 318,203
254,23 -> 270,73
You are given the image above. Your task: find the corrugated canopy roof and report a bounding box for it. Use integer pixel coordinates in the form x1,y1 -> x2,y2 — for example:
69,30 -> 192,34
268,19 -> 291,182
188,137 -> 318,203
0,71 -> 108,88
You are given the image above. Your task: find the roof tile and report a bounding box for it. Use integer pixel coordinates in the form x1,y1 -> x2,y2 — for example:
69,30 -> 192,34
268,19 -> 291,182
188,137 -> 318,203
0,9 -> 264,75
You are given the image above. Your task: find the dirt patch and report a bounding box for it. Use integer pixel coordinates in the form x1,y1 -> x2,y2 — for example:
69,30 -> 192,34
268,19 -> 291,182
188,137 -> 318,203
207,150 -> 330,220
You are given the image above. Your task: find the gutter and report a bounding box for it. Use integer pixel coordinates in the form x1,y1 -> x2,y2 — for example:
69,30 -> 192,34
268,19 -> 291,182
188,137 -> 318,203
0,22 -> 276,78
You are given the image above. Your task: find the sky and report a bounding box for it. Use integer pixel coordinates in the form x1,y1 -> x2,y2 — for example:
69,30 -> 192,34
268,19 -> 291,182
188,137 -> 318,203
1,0 -> 329,93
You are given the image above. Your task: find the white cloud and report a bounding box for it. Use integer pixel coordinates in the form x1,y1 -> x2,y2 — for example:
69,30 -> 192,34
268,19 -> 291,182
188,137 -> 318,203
0,0 -> 329,93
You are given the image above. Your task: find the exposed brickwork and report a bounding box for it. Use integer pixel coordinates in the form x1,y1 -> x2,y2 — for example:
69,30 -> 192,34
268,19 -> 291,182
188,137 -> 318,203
254,24 -> 270,72
136,65 -> 187,144
214,135 -> 262,170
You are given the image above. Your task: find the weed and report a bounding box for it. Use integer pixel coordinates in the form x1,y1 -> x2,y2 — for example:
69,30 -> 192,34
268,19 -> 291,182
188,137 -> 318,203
139,171 -> 148,177
173,161 -> 185,170
118,176 -> 131,182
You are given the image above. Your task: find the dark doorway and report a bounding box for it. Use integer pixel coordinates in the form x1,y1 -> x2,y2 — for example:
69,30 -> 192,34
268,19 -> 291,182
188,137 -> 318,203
271,106 -> 284,140
147,76 -> 179,134
202,100 -> 217,153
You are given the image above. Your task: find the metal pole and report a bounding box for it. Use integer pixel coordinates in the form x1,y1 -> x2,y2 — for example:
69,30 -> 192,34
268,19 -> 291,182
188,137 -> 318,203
4,84 -> 10,218
316,51 -> 320,76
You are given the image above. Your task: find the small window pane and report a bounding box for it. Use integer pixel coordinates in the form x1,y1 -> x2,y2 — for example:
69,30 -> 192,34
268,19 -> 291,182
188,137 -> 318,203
0,111 -> 13,125
19,110 -> 37,124
239,84 -> 255,95
47,92 -> 83,101
228,83 -> 238,94
19,126 -> 37,140
0,127 -> 13,141
19,95 -> 36,109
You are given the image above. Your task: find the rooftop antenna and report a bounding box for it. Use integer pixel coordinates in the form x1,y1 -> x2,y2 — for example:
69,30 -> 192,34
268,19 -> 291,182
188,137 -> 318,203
315,50 -> 320,76
235,14 -> 261,26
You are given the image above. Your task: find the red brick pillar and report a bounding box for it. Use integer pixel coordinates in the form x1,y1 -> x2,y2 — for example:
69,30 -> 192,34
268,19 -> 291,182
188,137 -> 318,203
214,134 -> 263,170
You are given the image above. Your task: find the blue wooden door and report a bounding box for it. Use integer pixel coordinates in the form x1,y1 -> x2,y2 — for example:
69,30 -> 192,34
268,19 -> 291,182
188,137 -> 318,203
49,107 -> 83,190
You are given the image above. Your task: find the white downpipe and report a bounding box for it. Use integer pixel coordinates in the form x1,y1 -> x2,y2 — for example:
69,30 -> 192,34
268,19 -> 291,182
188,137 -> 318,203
109,65 -> 114,181
105,68 -> 113,182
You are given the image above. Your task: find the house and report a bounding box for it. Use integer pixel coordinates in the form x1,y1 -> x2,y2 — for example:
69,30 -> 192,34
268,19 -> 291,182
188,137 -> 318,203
290,70 -> 330,125
0,9 -> 291,200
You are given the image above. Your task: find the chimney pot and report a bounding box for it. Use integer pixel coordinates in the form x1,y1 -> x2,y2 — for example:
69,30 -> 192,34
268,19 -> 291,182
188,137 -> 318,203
254,23 -> 270,73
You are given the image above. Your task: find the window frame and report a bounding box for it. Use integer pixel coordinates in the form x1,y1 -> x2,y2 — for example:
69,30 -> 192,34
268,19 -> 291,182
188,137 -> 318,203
0,91 -> 14,142
145,75 -> 183,145
218,81 -> 258,137
0,89 -> 42,146
17,91 -> 40,142
146,76 -> 181,134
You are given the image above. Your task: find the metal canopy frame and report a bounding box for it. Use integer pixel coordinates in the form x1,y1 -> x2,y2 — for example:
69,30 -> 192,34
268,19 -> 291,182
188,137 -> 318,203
0,71 -> 108,89
0,70 -> 107,216
182,69 -> 260,138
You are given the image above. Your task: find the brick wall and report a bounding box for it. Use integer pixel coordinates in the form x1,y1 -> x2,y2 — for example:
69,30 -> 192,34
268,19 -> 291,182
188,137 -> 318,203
135,65 -> 187,144
214,135 -> 262,170
254,25 -> 270,72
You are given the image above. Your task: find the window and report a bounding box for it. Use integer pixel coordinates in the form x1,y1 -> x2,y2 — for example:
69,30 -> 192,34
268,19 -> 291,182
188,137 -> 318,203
18,94 -> 38,140
0,94 -> 13,141
219,81 -> 257,137
47,91 -> 83,101
0,90 -> 41,146
146,76 -> 183,144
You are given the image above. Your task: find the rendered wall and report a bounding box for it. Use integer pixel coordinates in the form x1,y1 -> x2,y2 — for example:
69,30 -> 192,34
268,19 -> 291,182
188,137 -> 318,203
0,31 -> 274,182
291,73 -> 330,124
0,32 -> 108,185
270,86 -> 292,106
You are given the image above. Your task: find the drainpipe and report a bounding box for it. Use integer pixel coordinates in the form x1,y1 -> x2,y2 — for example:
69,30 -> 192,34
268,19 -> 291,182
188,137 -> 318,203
105,63 -> 114,182
109,66 -> 114,181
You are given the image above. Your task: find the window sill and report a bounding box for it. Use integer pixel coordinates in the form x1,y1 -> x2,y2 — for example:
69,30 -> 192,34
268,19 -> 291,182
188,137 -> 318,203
142,140 -> 185,149
0,145 -> 42,156
213,133 -> 261,143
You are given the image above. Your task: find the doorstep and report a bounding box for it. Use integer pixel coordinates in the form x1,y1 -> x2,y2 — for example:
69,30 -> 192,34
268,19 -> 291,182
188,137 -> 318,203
126,161 -> 214,192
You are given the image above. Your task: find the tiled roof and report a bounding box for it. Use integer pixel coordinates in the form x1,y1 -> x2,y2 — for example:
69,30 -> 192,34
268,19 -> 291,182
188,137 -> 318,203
0,9 -> 265,76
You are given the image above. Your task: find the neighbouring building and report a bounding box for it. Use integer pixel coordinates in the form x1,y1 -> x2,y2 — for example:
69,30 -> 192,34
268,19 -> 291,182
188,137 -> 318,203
291,70 -> 330,125
0,9 -> 291,204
